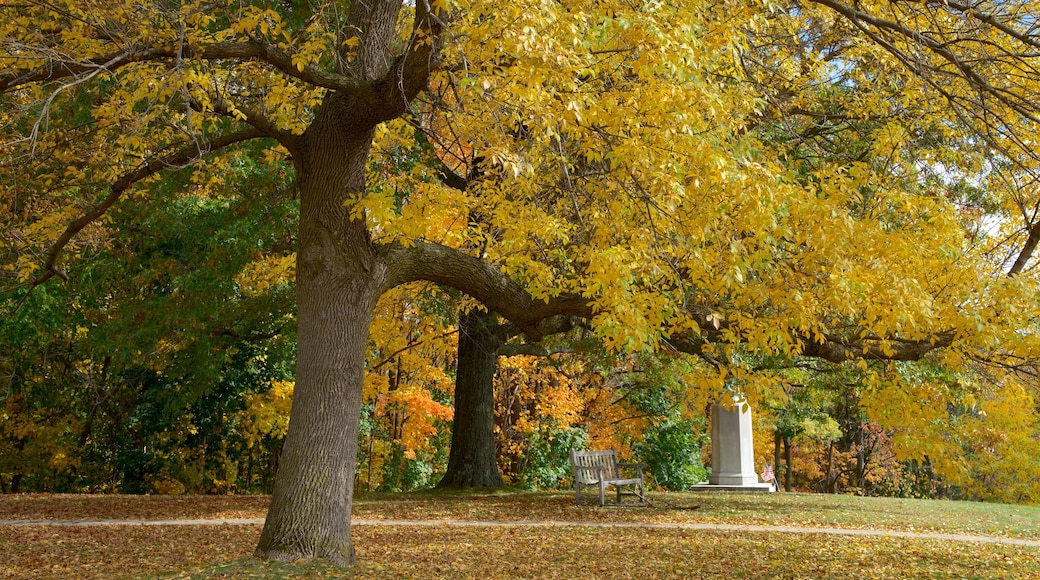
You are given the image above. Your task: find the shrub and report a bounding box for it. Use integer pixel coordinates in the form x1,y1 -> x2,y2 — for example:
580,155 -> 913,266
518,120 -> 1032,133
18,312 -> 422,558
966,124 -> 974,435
633,417 -> 708,490
517,423 -> 589,490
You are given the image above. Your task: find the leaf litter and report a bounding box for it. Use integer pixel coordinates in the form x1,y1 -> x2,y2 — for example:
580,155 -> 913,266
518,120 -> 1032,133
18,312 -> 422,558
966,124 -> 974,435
1,492 -> 1038,579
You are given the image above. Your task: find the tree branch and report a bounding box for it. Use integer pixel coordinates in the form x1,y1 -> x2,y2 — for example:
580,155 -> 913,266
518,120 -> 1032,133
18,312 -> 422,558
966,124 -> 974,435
0,40 -> 374,100
208,98 -> 299,151
211,327 -> 283,342
384,240 -> 954,363
808,0 -> 1040,125
9,127 -> 265,315
382,240 -> 592,341
798,331 -> 956,363
497,342 -> 576,357
1008,221 -> 1040,276
370,329 -> 459,371
940,0 -> 1040,51
665,313 -> 954,365
369,0 -> 448,123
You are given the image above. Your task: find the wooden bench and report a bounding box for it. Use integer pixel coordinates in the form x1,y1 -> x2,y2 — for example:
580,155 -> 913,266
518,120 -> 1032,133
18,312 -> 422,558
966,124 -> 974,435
570,449 -> 647,507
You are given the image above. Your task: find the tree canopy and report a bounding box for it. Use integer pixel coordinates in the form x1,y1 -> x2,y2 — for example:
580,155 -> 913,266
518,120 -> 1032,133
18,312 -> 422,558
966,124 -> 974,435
3,0 -> 1040,565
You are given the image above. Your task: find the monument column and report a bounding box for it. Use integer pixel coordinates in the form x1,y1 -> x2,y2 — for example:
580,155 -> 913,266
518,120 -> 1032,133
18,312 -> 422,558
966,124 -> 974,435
695,397 -> 773,492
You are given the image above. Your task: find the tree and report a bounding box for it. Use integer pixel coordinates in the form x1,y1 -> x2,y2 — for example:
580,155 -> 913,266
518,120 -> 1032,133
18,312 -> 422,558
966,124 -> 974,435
437,309 -> 506,488
764,382 -> 841,492
363,285 -> 456,491
2,0 -> 572,563
6,0 -> 1040,565
0,156 -> 296,494
438,304 -> 586,489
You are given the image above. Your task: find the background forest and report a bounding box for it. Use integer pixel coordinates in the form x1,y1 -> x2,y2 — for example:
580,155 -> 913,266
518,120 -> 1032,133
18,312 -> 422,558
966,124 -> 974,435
3,0 -> 1040,521
3,188 -> 1039,503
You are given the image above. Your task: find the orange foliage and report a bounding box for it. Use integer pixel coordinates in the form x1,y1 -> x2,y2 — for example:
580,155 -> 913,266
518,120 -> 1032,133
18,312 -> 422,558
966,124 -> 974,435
385,388 -> 453,460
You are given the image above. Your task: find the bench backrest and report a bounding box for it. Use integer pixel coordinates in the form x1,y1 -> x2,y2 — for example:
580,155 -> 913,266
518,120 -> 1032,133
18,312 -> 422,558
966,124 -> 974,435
570,449 -> 620,483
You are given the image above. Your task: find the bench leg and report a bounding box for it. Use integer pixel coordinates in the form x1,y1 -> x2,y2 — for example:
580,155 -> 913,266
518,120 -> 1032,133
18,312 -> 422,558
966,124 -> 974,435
575,481 -> 582,506
598,482 -> 606,506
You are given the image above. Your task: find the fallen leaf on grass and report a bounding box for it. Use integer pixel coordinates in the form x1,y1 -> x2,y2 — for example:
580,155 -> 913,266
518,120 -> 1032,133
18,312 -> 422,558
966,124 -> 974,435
2,492 -> 1040,579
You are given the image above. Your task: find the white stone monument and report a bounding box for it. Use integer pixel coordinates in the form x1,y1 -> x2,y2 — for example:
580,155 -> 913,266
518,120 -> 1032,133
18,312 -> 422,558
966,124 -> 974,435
694,397 -> 774,492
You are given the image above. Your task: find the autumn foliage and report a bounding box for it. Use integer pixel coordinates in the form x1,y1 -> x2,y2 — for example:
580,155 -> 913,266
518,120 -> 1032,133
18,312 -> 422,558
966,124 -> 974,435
4,0 -> 1040,564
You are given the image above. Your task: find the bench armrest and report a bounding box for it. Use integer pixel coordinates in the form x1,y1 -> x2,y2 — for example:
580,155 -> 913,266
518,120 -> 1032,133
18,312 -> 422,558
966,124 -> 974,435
574,464 -> 607,484
618,462 -> 646,477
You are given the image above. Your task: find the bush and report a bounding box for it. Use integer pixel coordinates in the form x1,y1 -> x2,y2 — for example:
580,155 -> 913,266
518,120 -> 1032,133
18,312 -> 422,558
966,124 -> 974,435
378,445 -> 437,492
633,417 -> 708,490
517,423 -> 588,490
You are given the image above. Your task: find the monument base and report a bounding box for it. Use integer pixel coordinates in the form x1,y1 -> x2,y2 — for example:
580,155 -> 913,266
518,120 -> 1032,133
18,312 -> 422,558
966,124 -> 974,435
691,482 -> 775,493
710,472 -> 760,486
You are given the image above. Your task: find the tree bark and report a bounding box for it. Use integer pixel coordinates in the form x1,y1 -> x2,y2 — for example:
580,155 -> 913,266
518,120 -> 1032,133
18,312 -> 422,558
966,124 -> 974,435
856,425 -> 866,491
773,430 -> 782,488
783,436 -> 793,492
826,442 -> 836,494
438,309 -> 505,488
254,95 -> 384,565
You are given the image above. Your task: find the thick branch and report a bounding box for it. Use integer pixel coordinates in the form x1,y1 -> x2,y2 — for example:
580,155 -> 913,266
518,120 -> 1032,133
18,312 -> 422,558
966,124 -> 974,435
211,327 -> 283,342
400,0 -> 446,97
0,40 -> 373,99
1008,221 -> 1040,275
384,241 -> 954,362
369,0 -> 447,123
497,343 -> 578,357
798,332 -> 956,363
667,313 -> 954,365
382,241 -> 592,341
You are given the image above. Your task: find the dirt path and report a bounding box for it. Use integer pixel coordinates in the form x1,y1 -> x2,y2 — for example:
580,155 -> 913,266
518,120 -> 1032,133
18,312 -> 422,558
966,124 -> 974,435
2,517 -> 1038,548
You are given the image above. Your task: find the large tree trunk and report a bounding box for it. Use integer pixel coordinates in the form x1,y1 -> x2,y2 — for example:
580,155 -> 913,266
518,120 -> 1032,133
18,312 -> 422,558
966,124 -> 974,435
254,97 -> 384,565
254,277 -> 375,563
438,309 -> 505,488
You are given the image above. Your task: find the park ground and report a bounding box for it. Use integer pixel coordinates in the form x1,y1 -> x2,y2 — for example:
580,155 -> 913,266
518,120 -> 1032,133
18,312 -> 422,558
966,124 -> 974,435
1,491 -> 1039,578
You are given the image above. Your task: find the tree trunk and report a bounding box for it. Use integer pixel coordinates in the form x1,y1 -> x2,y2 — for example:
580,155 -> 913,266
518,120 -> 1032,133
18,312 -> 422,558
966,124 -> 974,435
856,425 -> 866,491
773,430 -> 782,489
10,437 -> 24,493
366,410 -> 377,492
254,98 -> 384,565
826,442 -> 836,494
245,449 -> 253,491
438,309 -> 505,488
783,436 -> 793,492
254,276 -> 375,564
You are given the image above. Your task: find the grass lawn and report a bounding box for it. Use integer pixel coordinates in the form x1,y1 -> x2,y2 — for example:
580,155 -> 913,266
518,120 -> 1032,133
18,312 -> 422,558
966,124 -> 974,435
1,490 -> 1038,579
